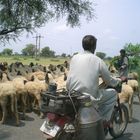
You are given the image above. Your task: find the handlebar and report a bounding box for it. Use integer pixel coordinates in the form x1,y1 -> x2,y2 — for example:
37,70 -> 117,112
99,78 -> 122,93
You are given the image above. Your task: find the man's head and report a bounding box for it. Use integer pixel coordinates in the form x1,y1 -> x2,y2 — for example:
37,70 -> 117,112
120,49 -> 126,57
82,35 -> 97,54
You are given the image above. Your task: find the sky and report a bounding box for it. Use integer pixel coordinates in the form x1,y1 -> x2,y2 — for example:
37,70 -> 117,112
2,0 -> 140,57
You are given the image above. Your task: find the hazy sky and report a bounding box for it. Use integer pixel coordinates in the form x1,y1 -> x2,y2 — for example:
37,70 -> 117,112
2,0 -> 140,57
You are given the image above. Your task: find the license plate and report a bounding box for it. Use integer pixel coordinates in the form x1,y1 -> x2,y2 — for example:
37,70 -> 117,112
40,120 -> 60,137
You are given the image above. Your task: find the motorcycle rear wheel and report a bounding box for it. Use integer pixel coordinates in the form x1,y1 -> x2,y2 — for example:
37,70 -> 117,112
109,103 -> 129,138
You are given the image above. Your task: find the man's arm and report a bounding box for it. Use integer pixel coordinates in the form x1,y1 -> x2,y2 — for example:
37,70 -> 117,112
120,57 -> 128,69
99,60 -> 119,87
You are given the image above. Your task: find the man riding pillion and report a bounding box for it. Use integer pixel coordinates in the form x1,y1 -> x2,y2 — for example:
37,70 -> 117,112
66,35 -> 121,126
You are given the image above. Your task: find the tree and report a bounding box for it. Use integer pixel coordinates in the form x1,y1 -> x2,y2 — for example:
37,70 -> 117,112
106,56 -> 112,61
124,43 -> 140,70
61,53 -> 67,57
1,48 -> 13,55
124,43 -> 140,56
96,52 -> 106,59
67,54 -> 71,57
0,0 -> 95,42
41,46 -> 55,57
111,43 -> 140,71
21,44 -> 36,57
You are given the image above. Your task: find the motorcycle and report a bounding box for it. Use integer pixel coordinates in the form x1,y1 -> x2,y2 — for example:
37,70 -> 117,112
40,83 -> 129,140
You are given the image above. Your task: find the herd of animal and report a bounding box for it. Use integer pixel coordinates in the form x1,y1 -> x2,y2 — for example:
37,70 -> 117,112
0,61 -> 68,126
0,61 -> 139,127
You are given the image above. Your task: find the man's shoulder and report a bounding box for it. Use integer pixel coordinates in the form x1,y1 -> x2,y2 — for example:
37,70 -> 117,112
72,52 -> 102,61
92,54 -> 104,62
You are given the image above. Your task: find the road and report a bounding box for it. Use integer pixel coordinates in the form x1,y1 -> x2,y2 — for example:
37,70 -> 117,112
106,97 -> 140,140
0,97 -> 140,140
0,112 -> 45,140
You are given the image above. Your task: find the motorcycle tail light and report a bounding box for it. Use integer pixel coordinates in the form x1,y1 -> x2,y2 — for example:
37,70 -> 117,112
56,116 -> 70,127
47,113 -> 71,128
47,113 -> 59,121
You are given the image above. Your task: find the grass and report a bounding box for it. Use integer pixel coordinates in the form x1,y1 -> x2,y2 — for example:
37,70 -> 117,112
0,55 -> 70,66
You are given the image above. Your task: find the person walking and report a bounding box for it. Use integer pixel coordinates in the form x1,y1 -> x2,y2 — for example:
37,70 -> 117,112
118,49 -> 129,82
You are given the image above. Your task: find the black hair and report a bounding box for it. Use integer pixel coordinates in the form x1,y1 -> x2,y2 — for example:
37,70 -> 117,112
120,49 -> 126,55
82,35 -> 97,53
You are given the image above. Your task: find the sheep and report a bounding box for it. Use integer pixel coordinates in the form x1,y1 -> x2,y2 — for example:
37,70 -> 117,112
0,62 -> 8,72
54,73 -> 67,90
48,66 -> 69,91
24,77 -> 42,112
108,64 -> 118,74
118,84 -> 134,122
27,71 -> 45,81
127,79 -> 140,103
12,76 -> 28,119
0,81 -> 19,125
48,64 -> 57,72
0,71 -> 29,118
25,72 -> 56,118
64,60 -> 69,69
33,71 -> 45,81
128,72 -> 139,80
48,64 -> 68,76
0,71 -> 28,124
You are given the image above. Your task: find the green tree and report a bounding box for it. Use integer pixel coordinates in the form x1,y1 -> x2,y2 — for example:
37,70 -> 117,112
41,46 -> 55,57
1,48 -> 13,55
21,44 -> 36,57
0,0 -> 95,42
111,43 -> 140,71
61,53 -> 66,57
67,54 -> 71,57
96,52 -> 106,59
124,43 -> 140,56
124,43 -> 140,70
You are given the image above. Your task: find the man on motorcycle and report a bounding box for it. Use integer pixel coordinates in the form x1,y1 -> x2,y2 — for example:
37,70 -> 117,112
66,35 -> 121,125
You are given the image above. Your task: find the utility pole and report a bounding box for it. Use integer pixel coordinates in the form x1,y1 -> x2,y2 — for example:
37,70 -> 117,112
33,34 -> 43,59
33,34 -> 38,59
38,34 -> 44,59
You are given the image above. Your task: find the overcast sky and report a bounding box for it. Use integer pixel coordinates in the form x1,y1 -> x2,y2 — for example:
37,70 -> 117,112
2,0 -> 140,57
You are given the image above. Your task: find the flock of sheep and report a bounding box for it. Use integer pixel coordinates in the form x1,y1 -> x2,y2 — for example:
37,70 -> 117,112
0,61 -> 68,126
0,61 -> 139,127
